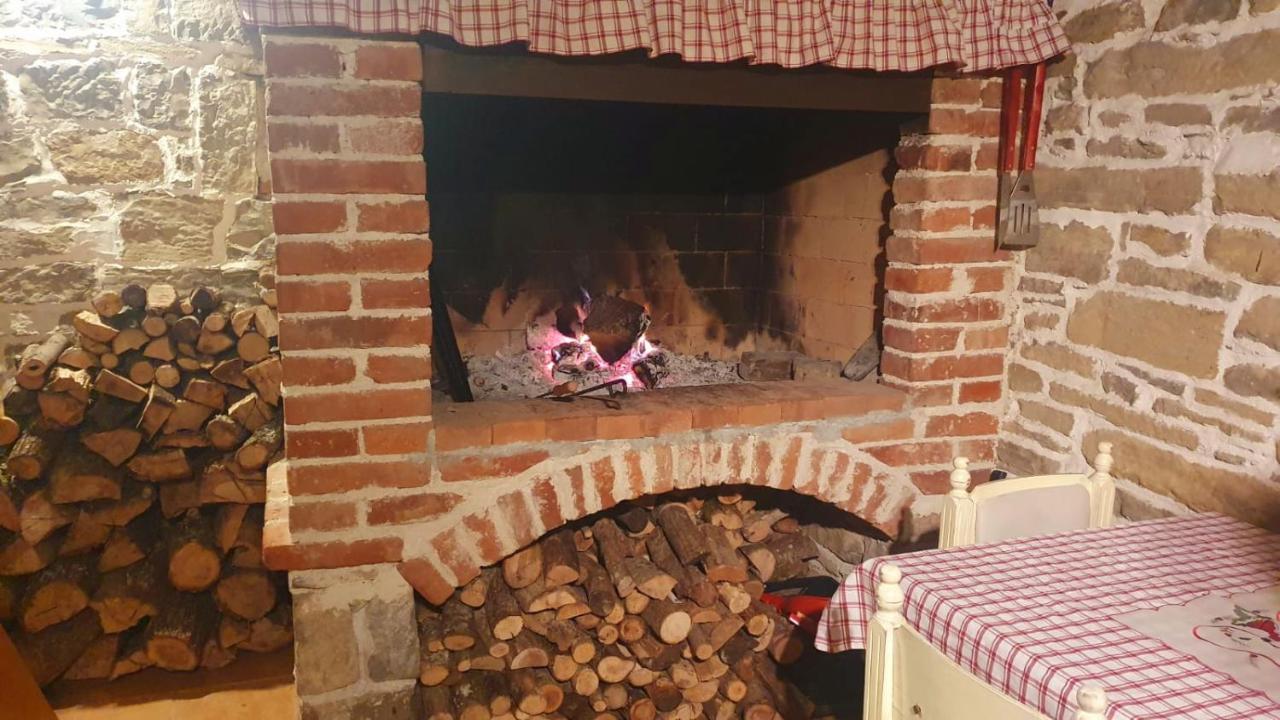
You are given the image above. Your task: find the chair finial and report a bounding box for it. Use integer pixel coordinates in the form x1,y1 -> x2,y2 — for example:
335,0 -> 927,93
948,456 -> 971,497
1075,685 -> 1107,719
1093,442 -> 1113,478
875,563 -> 904,615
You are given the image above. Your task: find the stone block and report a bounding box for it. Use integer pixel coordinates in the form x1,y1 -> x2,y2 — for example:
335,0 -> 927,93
1017,399 -> 1075,436
1,227 -> 78,259
1086,137 -> 1165,159
8,194 -> 98,224
1100,372 -> 1138,404
119,194 -> 224,264
1050,383 -> 1199,449
996,439 -> 1061,477
293,595 -> 361,696
792,356 -> 841,381
738,351 -> 798,381
46,128 -> 163,185
1025,221 -> 1113,283
1063,0 -> 1145,44
134,62 -> 192,130
1039,167 -> 1201,214
1114,478 -> 1192,522
1066,291 -> 1226,378
1235,296 -> 1280,351
1086,30 -> 1280,98
0,136 -> 40,185
1116,258 -> 1240,299
1007,363 -> 1042,393
300,683 -> 419,720
0,263 -> 95,303
1125,225 -> 1189,256
227,198 -> 275,259
1223,364 -> 1280,403
1083,431 -> 1280,529
1215,172 -> 1280,220
1022,341 -> 1095,378
20,59 -> 122,119
1144,103 -> 1213,126
1256,0 -> 1280,13
170,0 -> 246,42
1204,225 -> 1280,285
198,68 -> 260,193
1224,106 -> 1280,133
1155,0 -> 1242,30
362,589 -> 419,683
1044,105 -> 1084,134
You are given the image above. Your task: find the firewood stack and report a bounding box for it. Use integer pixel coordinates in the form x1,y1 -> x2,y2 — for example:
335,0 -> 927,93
419,495 -> 823,720
0,280 -> 292,686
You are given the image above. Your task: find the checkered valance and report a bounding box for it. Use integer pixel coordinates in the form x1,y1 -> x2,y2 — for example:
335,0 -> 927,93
239,0 -> 1068,72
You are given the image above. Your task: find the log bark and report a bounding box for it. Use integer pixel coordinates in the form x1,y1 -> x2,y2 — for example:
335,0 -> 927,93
167,509 -> 221,591
244,357 -> 282,406
702,527 -> 749,583
485,578 -> 523,640
91,554 -> 165,632
653,504 -> 707,565
7,424 -> 62,480
541,528 -> 580,587
63,632 -> 121,681
18,333 -> 69,380
12,607 -> 102,686
640,599 -> 692,644
502,543 -> 542,590
127,449 -> 191,482
49,448 -> 123,504
214,568 -> 278,621
234,422 -> 281,470
19,557 -> 97,633
98,507 -> 161,572
145,589 -> 217,671
0,534 -> 58,575
81,427 -> 143,467
20,488 -> 74,545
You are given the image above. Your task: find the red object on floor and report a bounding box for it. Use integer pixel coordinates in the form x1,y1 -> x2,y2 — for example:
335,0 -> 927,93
761,593 -> 830,639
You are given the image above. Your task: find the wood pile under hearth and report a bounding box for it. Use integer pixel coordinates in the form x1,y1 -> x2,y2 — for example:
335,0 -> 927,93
1,280 -> 291,686
419,495 -> 846,720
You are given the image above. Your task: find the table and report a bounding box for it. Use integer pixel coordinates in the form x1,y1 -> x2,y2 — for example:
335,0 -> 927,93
816,514 -> 1280,719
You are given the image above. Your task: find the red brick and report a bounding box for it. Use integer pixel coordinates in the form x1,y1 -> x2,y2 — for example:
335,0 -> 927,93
958,380 -> 1002,404
279,315 -> 429,351
498,491 -> 538,547
980,80 -> 1003,108
893,174 -> 997,203
289,501 -> 358,532
428,550 -> 477,595
276,279 -> 352,313
777,436 -> 803,491
364,421 -> 431,455
277,238 -> 432,276
545,415 -> 597,442
265,536 -> 403,571
911,469 -> 954,494
272,201 -> 346,235
691,404 -> 741,429
972,205 -> 997,230
975,142 -> 999,170
591,458 -> 617,509
368,492 -> 462,525
357,201 -> 429,233
927,108 -> 1000,137
882,325 -> 960,353
270,159 -> 425,194
462,512 -> 503,565
894,144 -> 972,172
267,122 -> 340,154
282,356 -> 357,386
267,83 -> 419,118
439,450 -> 550,482
285,388 -> 431,424
823,390 -> 907,417
530,476 -> 564,531
841,417 -> 915,444
752,440 -> 774,487
884,297 -> 1003,324
348,119 -> 424,155
597,412 -> 648,440
398,556 -> 454,604
964,326 -> 1010,351
884,267 -> 954,294
886,236 -> 1010,265
435,423 -> 490,452
892,206 -> 973,233
958,437 -> 997,463
264,41 -> 342,78
926,412 -> 999,437
566,466 -> 588,518
739,401 -> 782,425
491,417 -> 546,445
623,451 -> 646,498
651,446 -> 675,495
865,441 -> 954,467
881,352 -> 1004,382
930,78 -> 984,105
361,278 -> 430,310
646,405 -> 693,436
354,44 -> 423,81
287,428 -> 359,459
967,267 -> 1008,293
367,353 -> 432,384
288,460 -> 430,495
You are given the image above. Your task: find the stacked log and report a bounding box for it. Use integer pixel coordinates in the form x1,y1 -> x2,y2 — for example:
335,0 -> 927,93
1,280 -> 291,686
418,495 -> 821,720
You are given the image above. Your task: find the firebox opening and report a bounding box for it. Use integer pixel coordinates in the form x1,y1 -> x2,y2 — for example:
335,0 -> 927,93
424,90 -> 916,401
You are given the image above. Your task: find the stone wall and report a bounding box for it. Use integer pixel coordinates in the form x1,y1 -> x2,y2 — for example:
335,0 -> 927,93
1002,0 -> 1280,527
0,0 -> 272,370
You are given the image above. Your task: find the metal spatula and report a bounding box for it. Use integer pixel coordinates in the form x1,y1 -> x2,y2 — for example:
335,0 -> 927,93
1000,63 -> 1047,249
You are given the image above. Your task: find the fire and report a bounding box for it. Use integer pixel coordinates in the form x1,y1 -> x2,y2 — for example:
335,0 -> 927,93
528,311 -> 665,390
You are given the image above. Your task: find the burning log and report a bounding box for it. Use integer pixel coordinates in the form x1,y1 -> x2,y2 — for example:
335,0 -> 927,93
583,295 -> 650,365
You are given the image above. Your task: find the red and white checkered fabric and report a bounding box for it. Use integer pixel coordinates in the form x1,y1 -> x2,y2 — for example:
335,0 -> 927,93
815,514 -> 1280,719
239,0 -> 1067,72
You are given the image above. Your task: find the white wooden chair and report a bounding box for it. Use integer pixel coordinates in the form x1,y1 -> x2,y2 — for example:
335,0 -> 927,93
865,564 -> 1109,720
939,443 -> 1115,550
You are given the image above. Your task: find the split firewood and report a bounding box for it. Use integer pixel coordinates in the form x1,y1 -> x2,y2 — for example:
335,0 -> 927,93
422,686 -> 454,720
0,534 -> 58,576
7,424 -> 62,480
442,597 -> 477,650
110,629 -> 154,680
19,557 -> 97,632
459,569 -> 490,608
137,384 -> 176,439
98,507 -> 161,572
20,488 -> 73,544
145,589 -> 217,671
542,528 -> 581,586
244,357 -> 282,406
502,543 -> 542,590
234,422 -> 281,470
702,526 -> 749,583
50,448 -> 123,504
240,603 -> 292,653
591,517 -> 638,597
210,358 -> 249,389
215,568 -> 278,621
653,504 -> 708,564
509,628 -> 552,669
146,284 -> 178,314
167,509 -> 221,591
56,346 -> 99,371
640,598 -> 692,644
112,327 -> 149,356
73,310 -> 119,344
19,332 -> 69,381
227,393 -> 273,432
128,448 -> 192,482
63,632 -> 121,681
0,406 -> 20,447
207,415 -> 248,451
12,607 -> 102,685
95,369 -> 148,403
81,427 -> 143,467
200,457 -> 266,504
91,553 -> 165,632
58,511 -> 112,557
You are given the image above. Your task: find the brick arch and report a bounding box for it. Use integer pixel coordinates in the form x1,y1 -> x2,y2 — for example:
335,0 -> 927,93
397,425 -> 918,604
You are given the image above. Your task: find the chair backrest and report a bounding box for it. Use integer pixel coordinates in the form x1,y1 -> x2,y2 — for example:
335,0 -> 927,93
939,444 -> 1115,549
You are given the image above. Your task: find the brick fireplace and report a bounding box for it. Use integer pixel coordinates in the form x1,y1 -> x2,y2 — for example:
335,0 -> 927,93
258,34 -> 1012,715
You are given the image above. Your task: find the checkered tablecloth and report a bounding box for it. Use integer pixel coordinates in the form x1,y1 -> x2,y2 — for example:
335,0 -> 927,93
239,0 -> 1068,72
815,514 -> 1280,720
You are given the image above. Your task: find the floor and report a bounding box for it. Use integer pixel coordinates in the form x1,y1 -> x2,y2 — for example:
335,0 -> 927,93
45,650 -> 295,720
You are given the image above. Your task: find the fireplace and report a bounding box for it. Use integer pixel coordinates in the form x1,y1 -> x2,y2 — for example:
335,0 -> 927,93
261,35 -> 1017,718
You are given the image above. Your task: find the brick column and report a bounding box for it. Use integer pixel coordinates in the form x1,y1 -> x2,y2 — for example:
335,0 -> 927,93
260,34 -> 433,572
880,75 -> 1013,493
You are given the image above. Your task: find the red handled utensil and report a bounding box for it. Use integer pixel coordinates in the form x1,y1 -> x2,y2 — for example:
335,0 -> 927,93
1000,62 -> 1047,249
